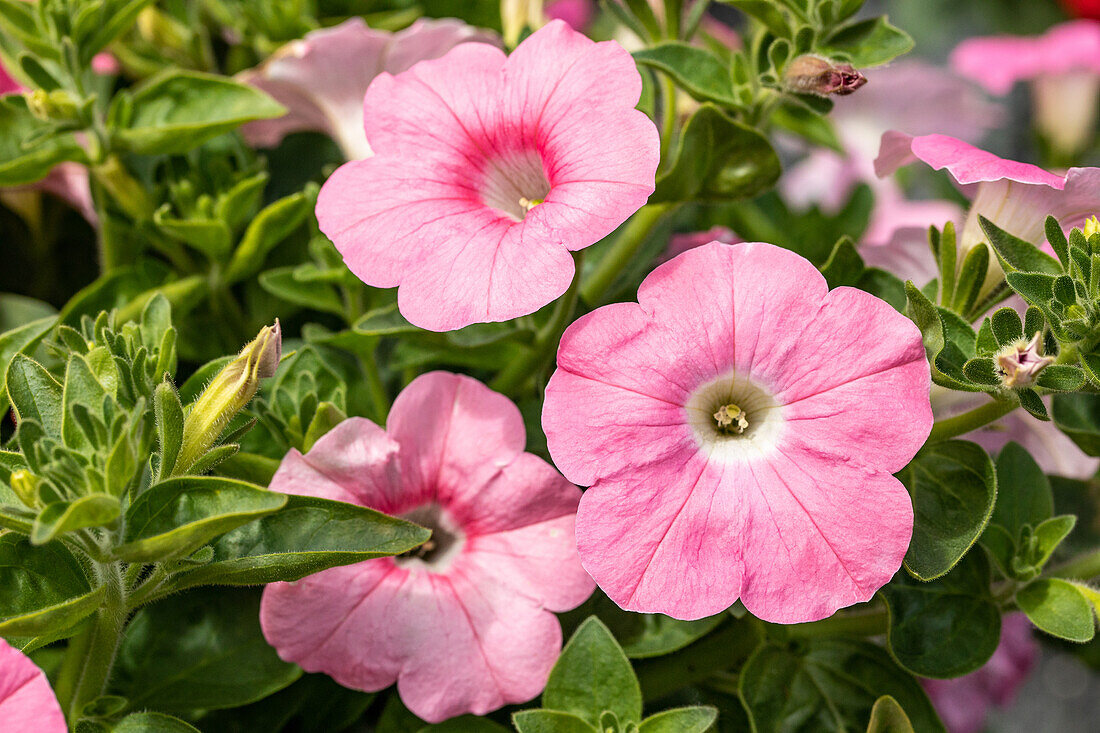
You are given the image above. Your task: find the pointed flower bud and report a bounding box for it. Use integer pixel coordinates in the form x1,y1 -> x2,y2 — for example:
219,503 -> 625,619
997,333 -> 1054,388
1084,215 -> 1099,238
24,89 -> 80,123
8,469 -> 39,508
783,55 -> 868,97
176,321 -> 281,474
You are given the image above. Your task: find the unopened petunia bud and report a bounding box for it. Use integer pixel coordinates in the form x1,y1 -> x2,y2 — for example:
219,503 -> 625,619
784,55 -> 868,97
8,470 -> 39,508
1084,215 -> 1099,238
997,333 -> 1054,388
24,89 -> 80,123
175,321 -> 282,474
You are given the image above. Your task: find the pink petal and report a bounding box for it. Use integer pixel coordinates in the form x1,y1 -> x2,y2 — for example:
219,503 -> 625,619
268,417 -> 406,512
0,639 -> 66,732
950,20 -> 1100,95
874,132 -> 1066,188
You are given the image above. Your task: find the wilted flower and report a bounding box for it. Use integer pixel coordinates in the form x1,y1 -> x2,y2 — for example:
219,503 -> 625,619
238,18 -> 498,159
315,20 -> 659,331
875,132 -> 1100,299
922,613 -> 1038,733
951,21 -> 1100,155
0,638 -> 66,731
542,242 -> 931,623
784,54 -> 867,96
261,372 -> 593,722
996,333 -> 1054,388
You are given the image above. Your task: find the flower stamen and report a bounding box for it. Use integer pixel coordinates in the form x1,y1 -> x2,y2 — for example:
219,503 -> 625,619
713,403 -> 749,434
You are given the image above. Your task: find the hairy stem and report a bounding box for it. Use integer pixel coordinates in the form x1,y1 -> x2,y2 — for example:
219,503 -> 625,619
926,398 -> 1016,443
580,204 -> 674,306
491,252 -> 584,394
1051,548 -> 1100,581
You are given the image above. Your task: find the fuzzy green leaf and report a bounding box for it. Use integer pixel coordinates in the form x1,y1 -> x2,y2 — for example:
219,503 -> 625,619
1016,578 -> 1095,642
544,617 -> 642,728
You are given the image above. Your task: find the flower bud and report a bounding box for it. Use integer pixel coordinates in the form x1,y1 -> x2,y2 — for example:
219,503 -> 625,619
24,89 -> 80,123
1084,215 -> 1099,239
8,470 -> 39,509
176,321 -> 281,474
997,333 -> 1054,388
783,55 -> 867,97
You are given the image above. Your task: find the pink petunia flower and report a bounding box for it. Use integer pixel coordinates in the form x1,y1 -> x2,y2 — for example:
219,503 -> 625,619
546,0 -> 596,30
542,241 -> 932,623
875,132 -> 1100,297
314,20 -> 660,332
260,371 -> 594,723
951,21 -> 1100,155
238,18 -> 498,159
922,612 -> 1038,733
0,638 -> 66,732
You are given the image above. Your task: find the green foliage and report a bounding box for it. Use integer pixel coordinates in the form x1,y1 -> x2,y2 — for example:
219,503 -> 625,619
865,696 -> 915,733
1016,578 -> 1096,643
897,440 -> 996,580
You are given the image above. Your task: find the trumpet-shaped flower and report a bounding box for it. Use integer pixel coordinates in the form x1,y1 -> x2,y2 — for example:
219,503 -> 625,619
315,20 -> 659,331
260,371 -> 594,723
0,639 -> 66,732
238,18 -> 496,159
951,21 -> 1100,154
542,242 -> 931,623
876,132 -> 1100,297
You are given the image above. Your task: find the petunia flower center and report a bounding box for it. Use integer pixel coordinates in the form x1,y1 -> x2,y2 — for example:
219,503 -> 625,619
395,503 -> 466,572
478,148 -> 551,222
686,372 -> 784,462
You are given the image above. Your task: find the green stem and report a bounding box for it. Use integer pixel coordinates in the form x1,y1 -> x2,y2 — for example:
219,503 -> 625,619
664,0 -> 683,39
658,74 -> 678,158
579,204 -> 674,306
926,398 -> 1017,443
491,252 -> 584,394
1051,548 -> 1100,581
776,607 -> 887,639
359,342 -> 391,424
59,563 -> 126,728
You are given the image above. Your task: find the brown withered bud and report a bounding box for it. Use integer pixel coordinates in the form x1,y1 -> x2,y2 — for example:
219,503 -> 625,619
783,55 -> 868,97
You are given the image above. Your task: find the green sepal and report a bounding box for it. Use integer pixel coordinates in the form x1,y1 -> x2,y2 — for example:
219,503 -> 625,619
951,243 -> 988,317
990,307 -> 1023,346
1045,215 -> 1069,266
961,357 -> 1001,387
1016,388 -> 1049,420
113,476 -> 286,562
1036,364 -> 1085,392
975,318 -> 998,355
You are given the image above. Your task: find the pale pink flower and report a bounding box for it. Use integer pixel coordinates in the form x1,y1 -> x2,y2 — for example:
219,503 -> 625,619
922,613 -> 1038,733
542,242 -> 931,623
260,371 -> 594,723
238,18 -> 498,159
876,132 -> 1100,295
0,638 -> 66,732
546,0 -> 595,30
951,21 -> 1100,155
315,20 -> 659,331
662,225 -> 740,262
90,52 -> 119,76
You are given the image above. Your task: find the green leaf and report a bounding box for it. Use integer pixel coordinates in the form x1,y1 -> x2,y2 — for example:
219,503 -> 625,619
618,613 -> 725,659
1027,515 -> 1077,572
952,244 -> 988,317
820,236 -> 865,289
6,353 -> 63,436
1016,578 -> 1095,642
0,534 -> 102,637
634,43 -> 738,105
903,283 -> 977,391
0,97 -> 87,185
990,307 -> 1023,346
61,352 -> 112,450
739,638 -> 945,733
990,442 -> 1052,538
114,476 -> 286,562
652,104 -> 780,202
114,70 -> 285,155
223,190 -> 312,284
638,706 -> 718,733
112,712 -> 201,733
1053,393 -> 1100,456
882,550 -> 1000,678
820,16 -> 914,67
0,314 -> 55,415
259,267 -> 346,316
353,304 -> 420,336
512,710 -> 597,733
417,717 -> 510,733
153,207 -> 233,261
544,617 -> 642,728
114,587 -> 301,711
898,440 -> 997,580
979,216 -> 1062,275
1017,388 -> 1048,420
167,494 -> 428,590
866,696 -> 915,733
717,1 -> 791,37
31,494 -> 121,545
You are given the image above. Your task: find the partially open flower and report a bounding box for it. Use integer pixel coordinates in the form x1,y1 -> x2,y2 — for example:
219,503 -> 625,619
875,132 -> 1100,299
315,20 -> 659,331
996,333 -> 1054,388
784,54 -> 868,96
543,242 -> 931,623
0,638 -> 66,731
261,372 -> 593,722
